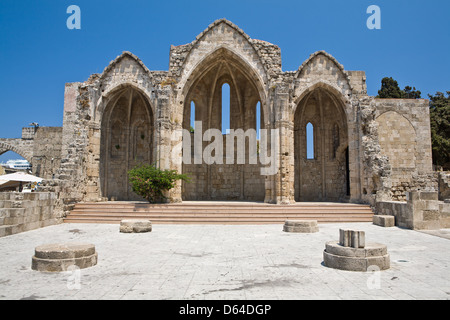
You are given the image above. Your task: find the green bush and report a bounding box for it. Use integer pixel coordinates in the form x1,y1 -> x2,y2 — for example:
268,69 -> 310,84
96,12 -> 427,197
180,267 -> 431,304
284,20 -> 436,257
128,164 -> 189,203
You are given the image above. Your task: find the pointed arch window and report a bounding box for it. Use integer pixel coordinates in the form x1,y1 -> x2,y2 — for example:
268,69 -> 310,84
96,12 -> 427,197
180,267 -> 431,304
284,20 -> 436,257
190,101 -> 195,133
222,83 -> 230,134
256,101 -> 261,140
306,122 -> 314,160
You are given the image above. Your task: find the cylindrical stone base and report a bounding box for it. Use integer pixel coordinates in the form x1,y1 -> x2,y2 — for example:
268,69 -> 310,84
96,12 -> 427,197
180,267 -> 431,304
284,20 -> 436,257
323,241 -> 390,272
283,220 -> 319,233
31,243 -> 98,272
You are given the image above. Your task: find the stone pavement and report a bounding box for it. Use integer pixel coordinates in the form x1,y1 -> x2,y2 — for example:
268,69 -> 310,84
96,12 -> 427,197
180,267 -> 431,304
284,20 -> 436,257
0,222 -> 449,300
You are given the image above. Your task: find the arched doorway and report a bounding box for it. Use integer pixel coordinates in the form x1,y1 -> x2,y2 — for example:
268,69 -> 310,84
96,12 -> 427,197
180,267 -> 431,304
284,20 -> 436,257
294,87 -> 349,202
100,87 -> 154,201
181,49 -> 266,201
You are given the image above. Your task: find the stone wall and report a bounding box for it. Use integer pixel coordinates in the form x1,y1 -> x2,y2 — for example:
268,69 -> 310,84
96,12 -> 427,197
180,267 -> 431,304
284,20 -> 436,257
438,172 -> 450,201
375,99 -> 435,201
31,127 -> 63,180
0,127 -> 36,162
0,126 -> 63,181
375,191 -> 450,230
0,192 -> 58,238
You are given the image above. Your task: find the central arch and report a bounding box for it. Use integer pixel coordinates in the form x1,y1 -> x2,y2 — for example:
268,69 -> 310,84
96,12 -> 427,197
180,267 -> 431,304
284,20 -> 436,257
181,48 -> 267,201
100,86 -> 154,201
294,86 -> 349,202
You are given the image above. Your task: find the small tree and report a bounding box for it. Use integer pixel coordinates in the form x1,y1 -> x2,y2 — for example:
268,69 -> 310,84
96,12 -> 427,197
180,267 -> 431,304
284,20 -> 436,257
128,164 -> 189,203
429,91 -> 450,170
376,77 -> 421,99
377,77 -> 404,98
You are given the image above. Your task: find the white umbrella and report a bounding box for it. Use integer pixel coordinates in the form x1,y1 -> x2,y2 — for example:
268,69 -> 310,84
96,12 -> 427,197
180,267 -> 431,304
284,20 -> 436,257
0,172 -> 42,189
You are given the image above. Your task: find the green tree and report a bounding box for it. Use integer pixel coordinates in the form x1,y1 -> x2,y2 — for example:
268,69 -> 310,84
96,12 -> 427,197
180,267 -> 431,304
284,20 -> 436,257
377,77 -> 421,99
403,86 -> 422,99
377,77 -> 404,98
429,91 -> 450,169
128,164 -> 189,203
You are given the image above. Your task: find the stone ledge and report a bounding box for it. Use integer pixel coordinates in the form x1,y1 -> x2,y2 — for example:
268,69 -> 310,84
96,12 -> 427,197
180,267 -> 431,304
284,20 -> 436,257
120,219 -> 152,233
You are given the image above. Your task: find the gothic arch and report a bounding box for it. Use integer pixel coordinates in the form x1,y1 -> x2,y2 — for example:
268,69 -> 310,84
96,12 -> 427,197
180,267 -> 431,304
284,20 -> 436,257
293,51 -> 353,117
180,47 -> 266,201
292,81 -> 351,119
99,85 -> 155,201
181,47 -> 269,126
95,82 -> 155,125
179,19 -> 269,84
94,51 -> 156,123
293,86 -> 350,202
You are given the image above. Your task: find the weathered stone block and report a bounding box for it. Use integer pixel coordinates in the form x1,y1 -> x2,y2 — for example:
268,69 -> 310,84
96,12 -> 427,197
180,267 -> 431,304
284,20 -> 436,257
406,192 -> 420,202
422,210 -> 440,221
373,215 -> 395,227
283,220 -> 319,233
339,229 -> 365,248
120,220 -> 152,233
420,192 -> 438,201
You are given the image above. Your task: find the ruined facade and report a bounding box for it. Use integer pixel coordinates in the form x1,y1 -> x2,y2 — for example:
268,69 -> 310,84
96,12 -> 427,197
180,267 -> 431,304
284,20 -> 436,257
0,19 -> 438,217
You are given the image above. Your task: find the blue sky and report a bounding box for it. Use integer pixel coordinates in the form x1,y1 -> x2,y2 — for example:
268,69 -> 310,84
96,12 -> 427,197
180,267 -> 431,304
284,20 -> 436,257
1,0 -> 449,161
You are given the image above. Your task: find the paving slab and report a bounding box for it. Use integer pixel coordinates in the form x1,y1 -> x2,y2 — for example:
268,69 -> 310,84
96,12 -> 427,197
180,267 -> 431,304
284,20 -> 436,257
0,222 -> 449,300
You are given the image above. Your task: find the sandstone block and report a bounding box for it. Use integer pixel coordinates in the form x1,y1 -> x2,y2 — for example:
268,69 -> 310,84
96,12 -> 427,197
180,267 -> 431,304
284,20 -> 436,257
373,215 -> 395,227
339,229 -> 365,248
120,219 -> 152,233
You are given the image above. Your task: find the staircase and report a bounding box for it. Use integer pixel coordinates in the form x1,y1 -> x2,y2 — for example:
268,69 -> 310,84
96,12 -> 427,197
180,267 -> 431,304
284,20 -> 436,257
64,201 -> 374,225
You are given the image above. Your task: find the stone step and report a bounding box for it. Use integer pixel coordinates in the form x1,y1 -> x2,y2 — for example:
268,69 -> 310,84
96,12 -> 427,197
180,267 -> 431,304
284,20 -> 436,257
64,217 -> 373,224
65,213 -> 373,219
64,201 -> 374,224
73,203 -> 373,210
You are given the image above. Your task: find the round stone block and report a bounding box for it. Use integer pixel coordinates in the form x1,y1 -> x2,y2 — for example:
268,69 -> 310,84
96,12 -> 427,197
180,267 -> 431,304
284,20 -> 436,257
283,220 -> 319,233
120,219 -> 152,233
323,241 -> 390,272
32,243 -> 98,272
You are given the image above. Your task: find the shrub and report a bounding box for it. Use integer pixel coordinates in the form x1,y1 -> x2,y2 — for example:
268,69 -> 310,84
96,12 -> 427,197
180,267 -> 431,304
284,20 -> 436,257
128,164 -> 189,203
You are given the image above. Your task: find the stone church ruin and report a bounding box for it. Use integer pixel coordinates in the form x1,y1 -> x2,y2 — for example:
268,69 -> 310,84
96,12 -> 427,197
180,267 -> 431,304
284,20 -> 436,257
1,19 -> 448,230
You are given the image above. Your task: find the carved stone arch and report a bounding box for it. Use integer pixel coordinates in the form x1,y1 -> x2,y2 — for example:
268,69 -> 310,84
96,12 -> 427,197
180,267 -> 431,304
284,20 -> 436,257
180,46 -> 267,201
293,85 -> 350,202
292,80 -> 351,119
94,51 -> 156,123
293,51 -> 353,116
0,142 -> 32,163
99,84 -> 155,201
178,19 -> 269,86
180,47 -> 269,128
95,82 -> 155,125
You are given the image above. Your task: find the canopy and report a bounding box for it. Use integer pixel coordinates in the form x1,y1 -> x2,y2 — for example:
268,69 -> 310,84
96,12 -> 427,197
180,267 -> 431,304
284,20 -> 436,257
0,172 -> 43,189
